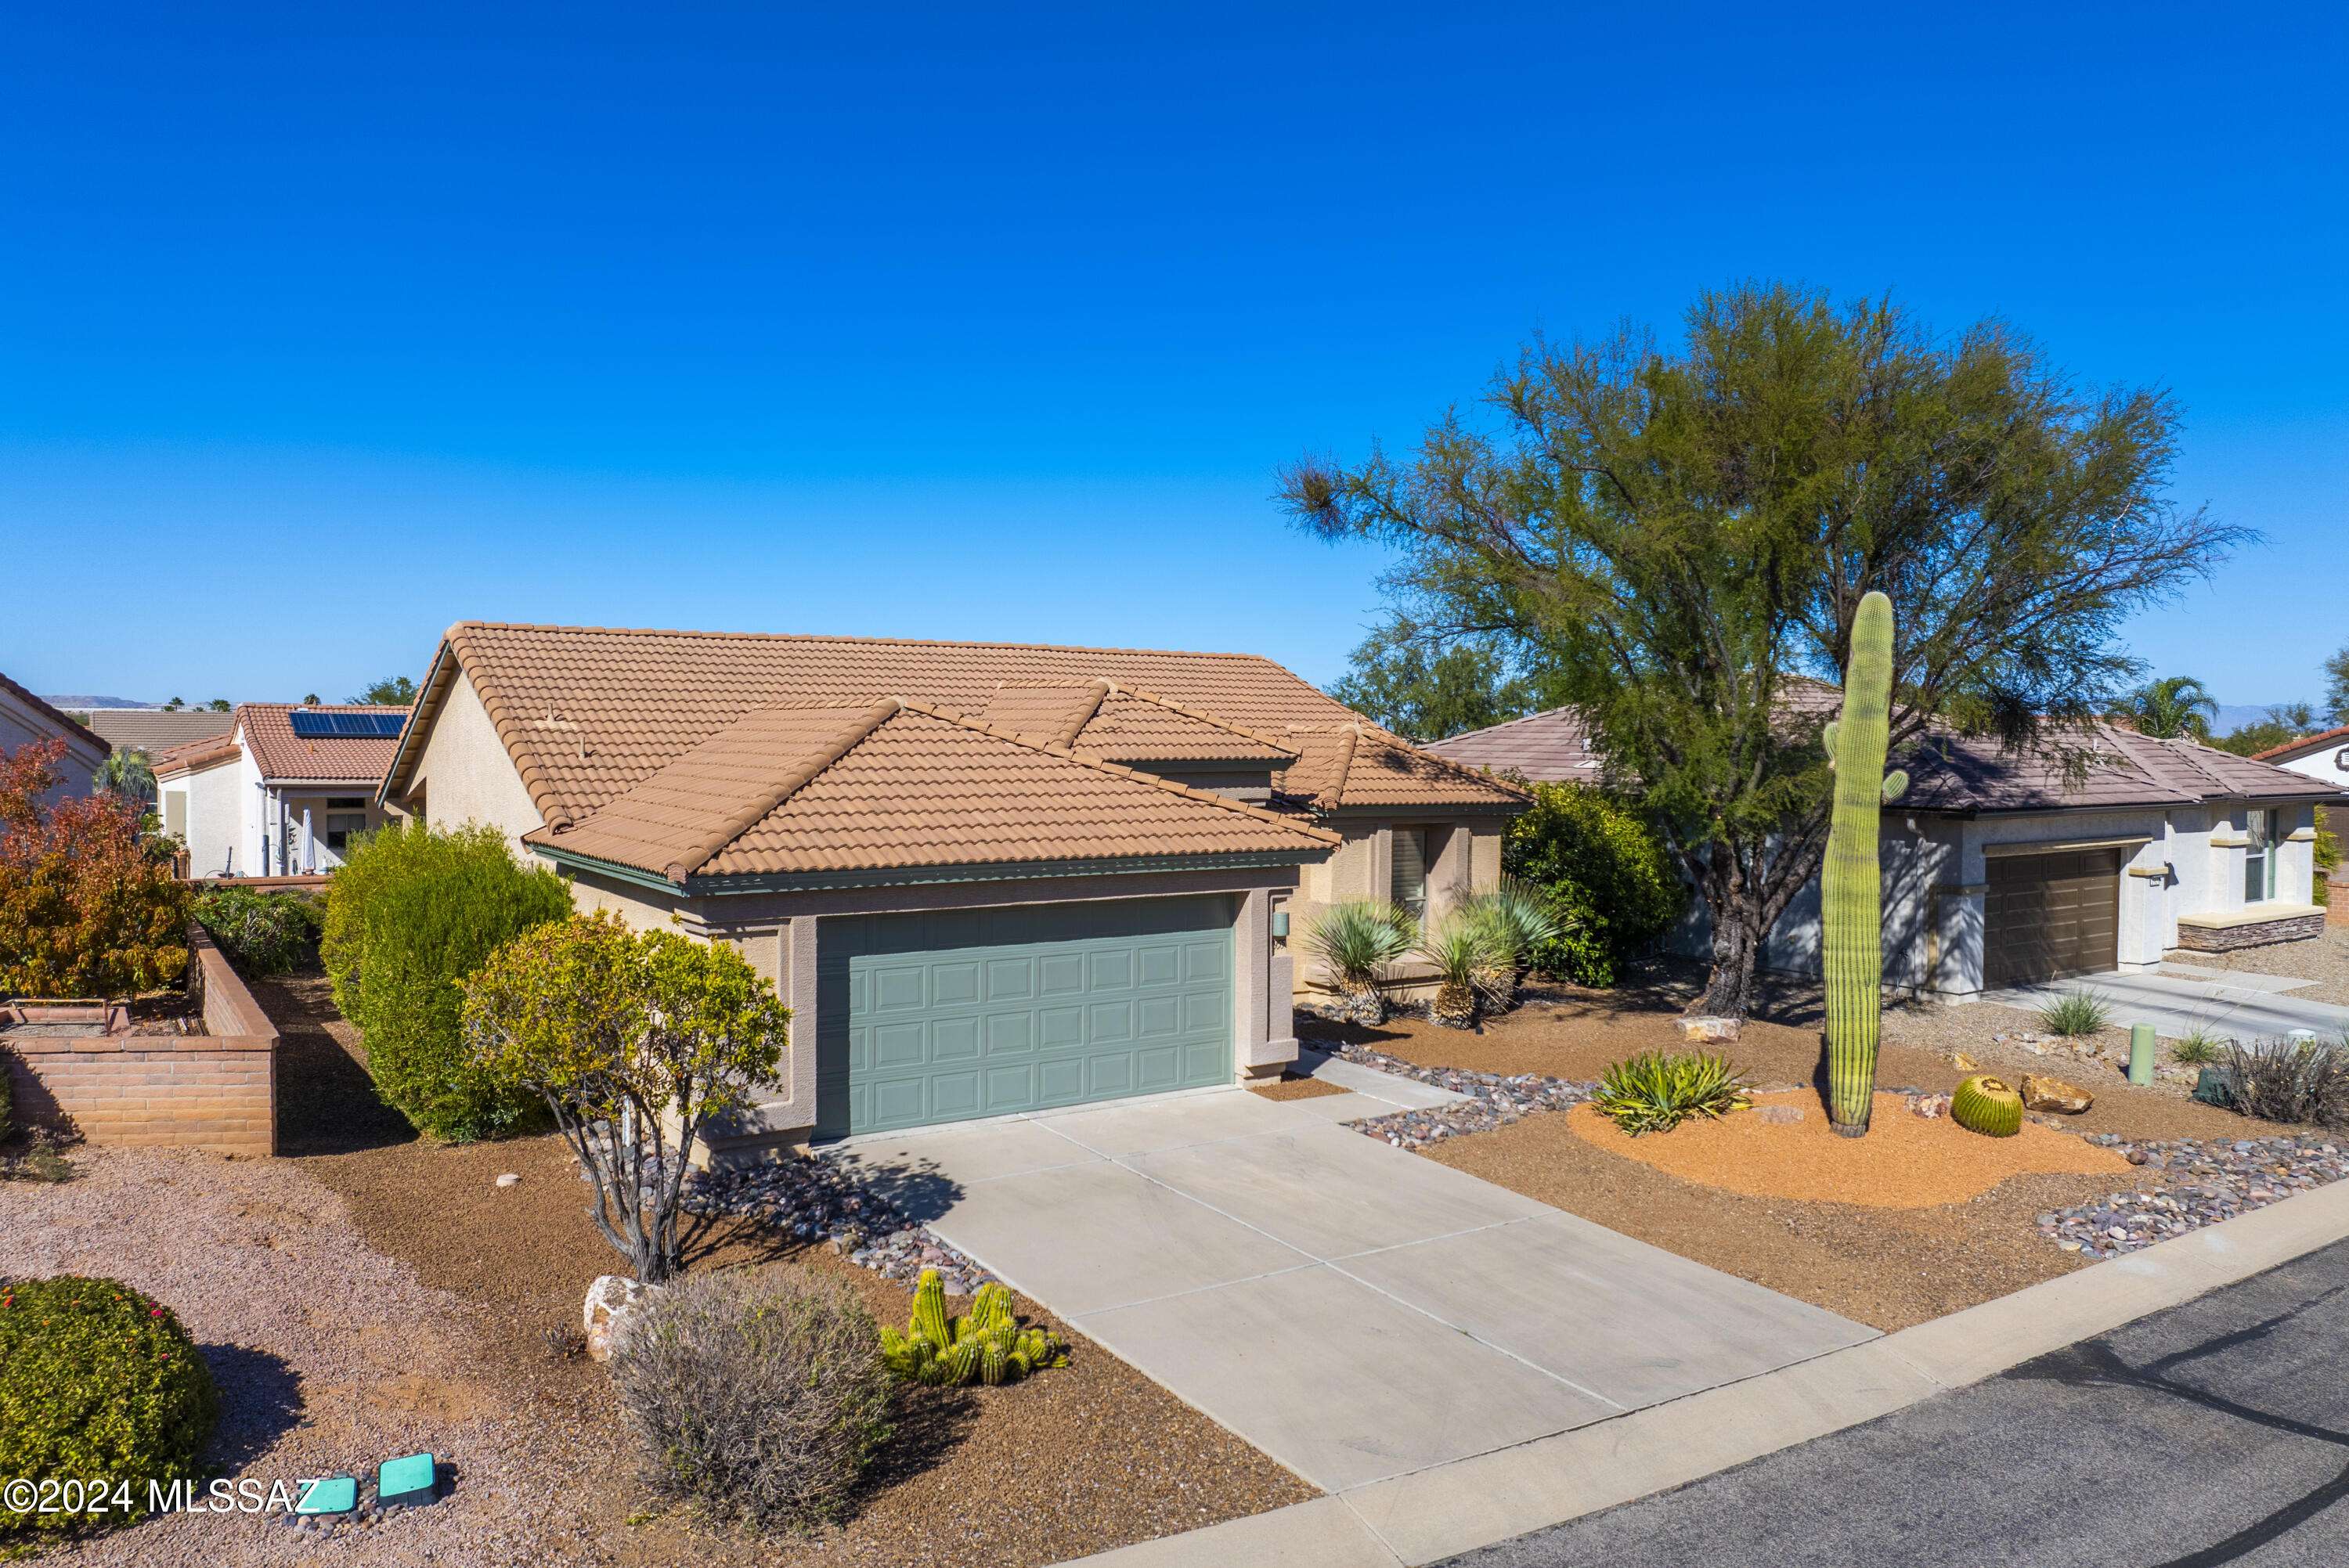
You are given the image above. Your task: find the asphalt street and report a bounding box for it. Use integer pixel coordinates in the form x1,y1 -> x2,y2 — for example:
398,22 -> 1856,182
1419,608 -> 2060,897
1447,1238 -> 2349,1568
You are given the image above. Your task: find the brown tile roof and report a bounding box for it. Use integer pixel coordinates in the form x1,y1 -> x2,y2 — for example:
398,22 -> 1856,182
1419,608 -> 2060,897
1431,705 -> 2345,813
526,699 -> 1340,885
0,670 -> 106,755
78,709 -> 236,755
2254,724 -> 2349,764
237,705 -> 410,784
980,682 -> 1298,765
390,622 -> 1519,829
1275,724 -> 1531,813
153,734 -> 243,779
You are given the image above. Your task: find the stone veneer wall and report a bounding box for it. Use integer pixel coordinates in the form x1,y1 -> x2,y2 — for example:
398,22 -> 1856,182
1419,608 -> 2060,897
2,928 -> 278,1156
2174,910 -> 2328,953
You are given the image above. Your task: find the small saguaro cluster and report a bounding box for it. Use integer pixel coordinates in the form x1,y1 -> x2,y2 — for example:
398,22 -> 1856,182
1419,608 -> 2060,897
879,1271 -> 1070,1388
1821,590 -> 1910,1139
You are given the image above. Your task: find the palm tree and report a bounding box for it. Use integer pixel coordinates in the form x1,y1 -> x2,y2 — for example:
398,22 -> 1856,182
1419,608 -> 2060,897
92,748 -> 157,805
2109,676 -> 2219,741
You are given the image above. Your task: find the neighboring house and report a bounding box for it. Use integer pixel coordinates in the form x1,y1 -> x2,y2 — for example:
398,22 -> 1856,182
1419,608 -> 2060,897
156,705 -> 406,877
377,622 -> 1523,1160
0,670 -> 110,808
2256,726 -> 2349,910
71,708 -> 237,759
1425,706 -> 2347,998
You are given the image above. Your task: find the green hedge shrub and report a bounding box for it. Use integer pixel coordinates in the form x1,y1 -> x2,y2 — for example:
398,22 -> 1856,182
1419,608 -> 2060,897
1502,783 -> 1684,986
191,887 -> 323,975
323,821 -> 572,1141
0,1276 -> 218,1541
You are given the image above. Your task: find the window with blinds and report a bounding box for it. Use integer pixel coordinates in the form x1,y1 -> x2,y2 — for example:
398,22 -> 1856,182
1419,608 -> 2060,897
1391,827 -> 1429,924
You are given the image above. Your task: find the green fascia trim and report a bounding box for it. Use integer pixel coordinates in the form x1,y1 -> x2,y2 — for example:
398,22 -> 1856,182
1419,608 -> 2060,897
530,844 -> 1328,897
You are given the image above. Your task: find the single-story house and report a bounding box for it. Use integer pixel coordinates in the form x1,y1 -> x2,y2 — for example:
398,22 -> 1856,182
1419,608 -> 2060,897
1425,706 -> 2347,997
0,670 -> 109,808
377,622 -> 1523,1159
72,708 -> 237,759
156,705 -> 406,878
2257,725 -> 2349,910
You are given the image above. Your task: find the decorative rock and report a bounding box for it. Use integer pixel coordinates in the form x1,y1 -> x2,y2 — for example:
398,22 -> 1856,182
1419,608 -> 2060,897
1333,1042 -> 1593,1151
1675,1015 -> 1741,1044
2019,1074 -> 2094,1115
1752,1104 -> 1805,1126
1947,1051 -> 1977,1072
2039,1134 -> 2349,1260
1907,1093 -> 1951,1119
583,1274 -> 663,1362
495,1173 -> 520,1188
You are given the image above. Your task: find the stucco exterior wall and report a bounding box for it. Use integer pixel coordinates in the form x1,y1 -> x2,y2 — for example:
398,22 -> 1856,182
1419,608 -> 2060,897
398,667 -> 545,847
0,689 -> 107,809
168,756 -> 244,877
1287,814 -> 1510,1004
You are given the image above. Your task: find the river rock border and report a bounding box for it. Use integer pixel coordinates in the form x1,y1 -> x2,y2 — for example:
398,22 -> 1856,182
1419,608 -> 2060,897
1331,1042 -> 1595,1151
2040,1132 -> 2349,1260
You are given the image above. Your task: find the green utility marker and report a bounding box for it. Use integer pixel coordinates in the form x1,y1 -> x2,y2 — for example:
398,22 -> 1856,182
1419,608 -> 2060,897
2128,1023 -> 2156,1087
297,1475 -> 358,1516
376,1452 -> 438,1509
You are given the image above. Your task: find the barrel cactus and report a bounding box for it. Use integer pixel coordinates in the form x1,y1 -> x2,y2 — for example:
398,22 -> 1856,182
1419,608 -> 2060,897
1821,590 -> 1909,1138
878,1270 -> 1070,1389
1950,1074 -> 2024,1138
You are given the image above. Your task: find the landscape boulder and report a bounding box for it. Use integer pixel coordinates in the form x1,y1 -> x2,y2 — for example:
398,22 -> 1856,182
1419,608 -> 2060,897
583,1274 -> 665,1362
1675,1015 -> 1741,1044
2019,1074 -> 2094,1116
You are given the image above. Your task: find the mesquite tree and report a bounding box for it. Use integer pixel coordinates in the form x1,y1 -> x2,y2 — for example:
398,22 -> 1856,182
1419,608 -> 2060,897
1283,283 -> 2248,1018
462,913 -> 788,1282
1821,593 -> 1908,1137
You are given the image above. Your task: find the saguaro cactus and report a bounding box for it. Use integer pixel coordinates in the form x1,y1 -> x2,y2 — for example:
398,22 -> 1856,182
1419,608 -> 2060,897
1821,591 -> 1908,1137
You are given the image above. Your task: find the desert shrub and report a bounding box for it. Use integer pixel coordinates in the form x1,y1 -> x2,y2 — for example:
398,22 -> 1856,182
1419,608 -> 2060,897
323,820 -> 571,1141
1303,901 -> 1416,1023
0,1276 -> 218,1541
1502,783 -> 1683,986
880,1269 -> 1068,1387
1416,911 -> 1503,1029
2219,1036 -> 2349,1128
2037,989 -> 2113,1038
0,739 -> 190,998
192,887 -> 323,975
1592,1051 -> 1750,1136
612,1271 -> 892,1534
1459,879 -> 1568,1011
2170,1025 -> 2228,1066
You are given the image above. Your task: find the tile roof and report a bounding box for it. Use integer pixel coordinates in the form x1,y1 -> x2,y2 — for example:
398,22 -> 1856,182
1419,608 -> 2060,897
153,734 -> 243,779
979,682 -> 1298,764
390,622 -> 1520,829
526,699 -> 1340,885
2254,725 -> 2349,764
237,705 -> 410,784
77,709 -> 237,755
0,669 -> 106,755
1274,725 -> 1531,813
1431,705 -> 2346,813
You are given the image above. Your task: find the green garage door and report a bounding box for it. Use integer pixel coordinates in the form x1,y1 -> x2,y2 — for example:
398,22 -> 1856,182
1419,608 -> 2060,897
815,896 -> 1235,1137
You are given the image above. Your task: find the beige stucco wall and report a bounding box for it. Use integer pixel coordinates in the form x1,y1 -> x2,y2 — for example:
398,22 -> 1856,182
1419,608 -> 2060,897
1289,814 -> 1511,1004
168,755 -> 244,876
399,667 -> 544,846
0,690 -> 108,809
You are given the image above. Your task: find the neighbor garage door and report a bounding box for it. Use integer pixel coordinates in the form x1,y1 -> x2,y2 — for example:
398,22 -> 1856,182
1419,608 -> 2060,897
1984,848 -> 2120,987
814,896 -> 1234,1137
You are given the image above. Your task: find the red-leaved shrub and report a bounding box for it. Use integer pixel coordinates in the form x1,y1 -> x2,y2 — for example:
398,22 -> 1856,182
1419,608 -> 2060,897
0,739 -> 190,998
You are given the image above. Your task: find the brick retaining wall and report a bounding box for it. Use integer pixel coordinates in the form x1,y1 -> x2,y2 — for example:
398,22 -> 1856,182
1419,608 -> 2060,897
2,929 -> 277,1157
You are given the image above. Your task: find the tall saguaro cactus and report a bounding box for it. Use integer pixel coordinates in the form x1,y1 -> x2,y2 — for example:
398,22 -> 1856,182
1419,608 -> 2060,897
1822,591 -> 1908,1137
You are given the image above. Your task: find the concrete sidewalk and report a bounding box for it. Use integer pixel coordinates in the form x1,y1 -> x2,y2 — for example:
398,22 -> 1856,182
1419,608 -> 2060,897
1981,968 -> 2349,1043
828,1082 -> 1870,1493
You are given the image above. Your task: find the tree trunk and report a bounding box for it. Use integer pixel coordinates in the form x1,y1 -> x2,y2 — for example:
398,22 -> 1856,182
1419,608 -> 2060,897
1696,910 -> 1758,1019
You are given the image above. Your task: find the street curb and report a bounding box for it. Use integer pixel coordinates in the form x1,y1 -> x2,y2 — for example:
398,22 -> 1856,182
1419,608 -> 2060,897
1055,1173 -> 2349,1567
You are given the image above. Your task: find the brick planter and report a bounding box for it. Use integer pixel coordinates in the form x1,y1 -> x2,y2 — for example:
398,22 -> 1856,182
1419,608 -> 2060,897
2,928 -> 277,1157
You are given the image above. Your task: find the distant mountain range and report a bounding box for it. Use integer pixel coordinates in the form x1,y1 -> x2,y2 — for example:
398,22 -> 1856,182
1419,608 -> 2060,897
2212,703 -> 2313,735
41,694 -> 159,709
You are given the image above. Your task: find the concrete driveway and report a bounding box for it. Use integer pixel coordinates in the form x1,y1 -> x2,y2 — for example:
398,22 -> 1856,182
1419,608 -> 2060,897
1982,965 -> 2349,1044
826,1085 -> 1872,1491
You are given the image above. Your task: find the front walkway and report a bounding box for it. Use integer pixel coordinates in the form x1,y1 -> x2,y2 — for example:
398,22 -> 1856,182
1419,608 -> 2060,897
825,1081 -> 1871,1492
1981,968 -> 2349,1043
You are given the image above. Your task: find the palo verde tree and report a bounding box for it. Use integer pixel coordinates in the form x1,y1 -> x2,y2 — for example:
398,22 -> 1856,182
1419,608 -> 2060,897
1283,283 -> 2248,1018
461,912 -> 789,1283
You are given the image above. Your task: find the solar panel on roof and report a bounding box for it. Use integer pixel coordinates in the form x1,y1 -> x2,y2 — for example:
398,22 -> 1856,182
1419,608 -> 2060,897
288,711 -> 406,739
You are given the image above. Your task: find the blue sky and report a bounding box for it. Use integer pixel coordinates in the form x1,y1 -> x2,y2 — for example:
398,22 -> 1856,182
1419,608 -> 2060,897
5,3 -> 2344,712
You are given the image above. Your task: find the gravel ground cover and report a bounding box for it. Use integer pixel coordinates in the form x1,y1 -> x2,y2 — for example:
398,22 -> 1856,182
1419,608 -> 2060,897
1247,1073 -> 1351,1101
2040,1132 -> 2349,1259
1326,1041 -> 1593,1150
2161,925 -> 2349,1009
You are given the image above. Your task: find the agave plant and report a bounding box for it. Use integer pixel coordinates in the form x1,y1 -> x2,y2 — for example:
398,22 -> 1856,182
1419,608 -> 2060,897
1304,902 -> 1416,1026
1416,912 -> 1503,1029
1592,1051 -> 1751,1136
1460,880 -> 1568,1011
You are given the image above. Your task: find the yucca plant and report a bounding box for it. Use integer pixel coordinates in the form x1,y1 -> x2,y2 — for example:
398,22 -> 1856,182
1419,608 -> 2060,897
1304,901 -> 1416,1025
1416,913 -> 1503,1029
1592,1051 -> 1751,1136
2037,989 -> 2113,1039
1460,879 -> 1568,1011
